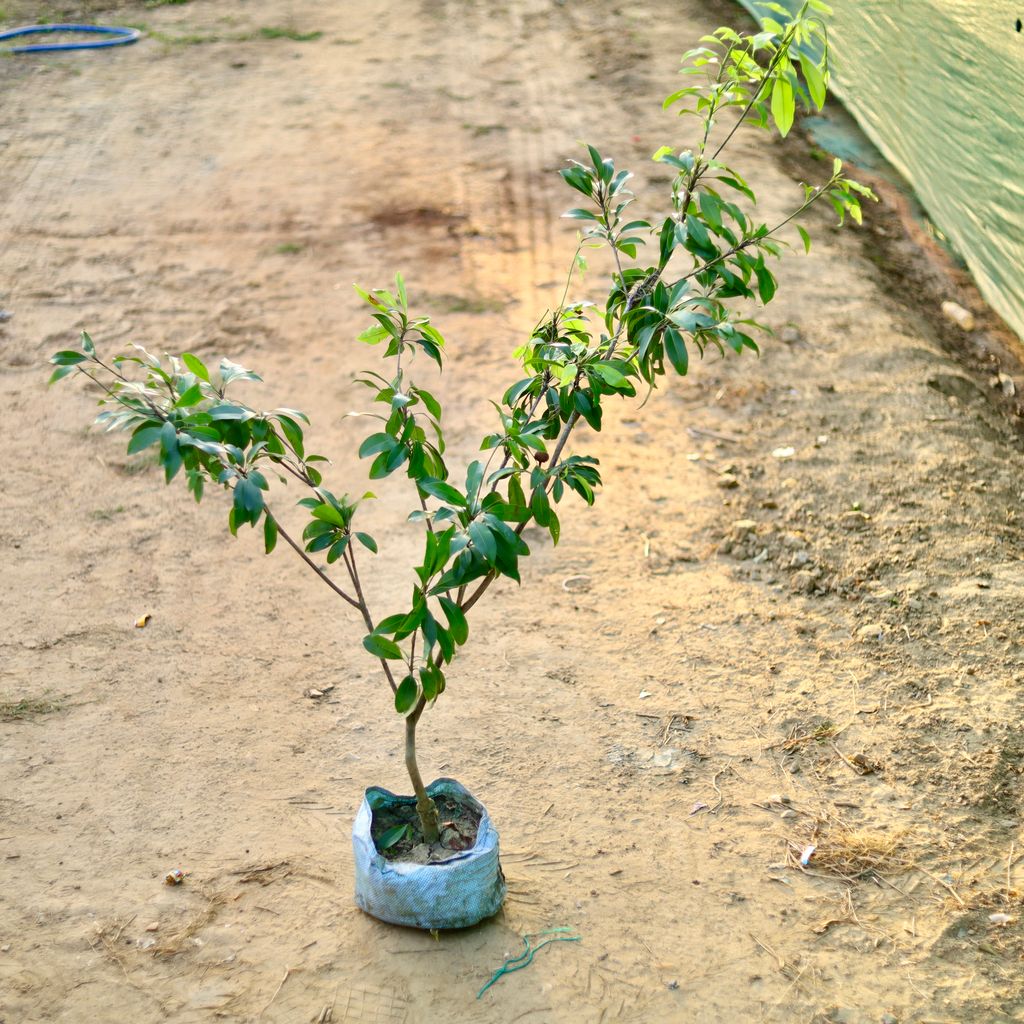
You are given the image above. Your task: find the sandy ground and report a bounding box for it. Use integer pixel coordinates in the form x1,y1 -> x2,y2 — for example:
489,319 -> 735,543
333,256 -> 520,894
2,2 -> 1024,1022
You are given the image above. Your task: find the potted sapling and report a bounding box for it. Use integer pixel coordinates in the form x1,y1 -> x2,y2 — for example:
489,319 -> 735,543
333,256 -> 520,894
50,2 -> 868,929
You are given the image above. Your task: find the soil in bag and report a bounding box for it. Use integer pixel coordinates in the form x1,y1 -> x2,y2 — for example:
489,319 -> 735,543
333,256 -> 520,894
371,793 -> 482,865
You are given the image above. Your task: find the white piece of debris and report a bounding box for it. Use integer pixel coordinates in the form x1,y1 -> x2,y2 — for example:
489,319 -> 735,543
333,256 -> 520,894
941,300 -> 975,331
988,913 -> 1016,926
771,446 -> 796,460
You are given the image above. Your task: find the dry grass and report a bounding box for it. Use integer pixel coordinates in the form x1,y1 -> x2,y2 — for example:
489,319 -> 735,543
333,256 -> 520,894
151,886 -> 228,958
90,884 -> 227,968
788,823 -> 914,881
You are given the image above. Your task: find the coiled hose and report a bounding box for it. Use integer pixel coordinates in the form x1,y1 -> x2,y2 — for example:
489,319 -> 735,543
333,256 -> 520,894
0,24 -> 141,53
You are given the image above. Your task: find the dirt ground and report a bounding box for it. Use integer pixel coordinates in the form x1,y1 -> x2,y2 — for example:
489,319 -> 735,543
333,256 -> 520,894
2,1 -> 1024,1022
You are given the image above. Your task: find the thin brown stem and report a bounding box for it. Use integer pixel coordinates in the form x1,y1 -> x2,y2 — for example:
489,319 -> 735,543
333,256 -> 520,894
266,511 -> 362,611
342,543 -> 398,695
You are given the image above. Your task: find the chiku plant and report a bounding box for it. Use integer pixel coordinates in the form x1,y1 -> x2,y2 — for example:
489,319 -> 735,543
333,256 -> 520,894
50,2 -> 870,846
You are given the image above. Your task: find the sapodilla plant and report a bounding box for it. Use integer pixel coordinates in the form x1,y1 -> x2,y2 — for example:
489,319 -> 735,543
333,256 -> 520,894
51,2 -> 870,850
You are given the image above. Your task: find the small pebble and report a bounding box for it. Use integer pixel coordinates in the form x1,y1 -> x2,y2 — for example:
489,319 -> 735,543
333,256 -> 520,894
857,622 -> 885,641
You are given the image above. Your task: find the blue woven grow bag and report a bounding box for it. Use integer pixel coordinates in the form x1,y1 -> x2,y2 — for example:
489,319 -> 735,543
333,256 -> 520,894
353,778 -> 506,929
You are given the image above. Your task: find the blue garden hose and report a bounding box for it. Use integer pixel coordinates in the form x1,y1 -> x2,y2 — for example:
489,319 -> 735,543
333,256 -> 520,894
0,24 -> 141,53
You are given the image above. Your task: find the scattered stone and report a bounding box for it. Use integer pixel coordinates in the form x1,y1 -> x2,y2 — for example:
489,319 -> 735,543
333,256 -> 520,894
840,510 -> 871,530
857,622 -> 885,641
991,372 -> 1016,398
732,519 -> 757,534
780,325 -> 802,344
792,570 -> 817,594
145,922 -> 160,932
850,752 -> 878,773
717,473 -> 740,489
562,574 -> 591,592
0,944 -> 10,953
771,446 -> 796,460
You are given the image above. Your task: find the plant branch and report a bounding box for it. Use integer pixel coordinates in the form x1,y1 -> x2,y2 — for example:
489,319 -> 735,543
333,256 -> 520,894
678,177 -> 838,286
709,23 -> 797,163
342,542 -> 398,695
265,510 -> 362,611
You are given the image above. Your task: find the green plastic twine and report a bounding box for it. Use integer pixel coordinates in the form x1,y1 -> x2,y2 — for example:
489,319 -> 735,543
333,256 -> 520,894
477,927 -> 582,998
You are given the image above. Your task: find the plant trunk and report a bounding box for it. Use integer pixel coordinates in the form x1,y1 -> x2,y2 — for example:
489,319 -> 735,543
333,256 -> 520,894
405,700 -> 440,843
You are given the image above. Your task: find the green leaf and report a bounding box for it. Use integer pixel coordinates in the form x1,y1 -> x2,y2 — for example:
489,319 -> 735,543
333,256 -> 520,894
658,217 -> 676,268
563,207 -> 599,221
363,634 -> 404,660
311,503 -> 346,527
127,425 -> 162,454
420,663 -> 444,702
378,823 -> 409,850
233,477 -> 264,516
664,328 -> 689,376
802,59 -> 827,110
593,362 -> 628,387
305,532 -> 335,553
416,387 -> 443,420
465,460 -> 484,504
160,419 -> 178,456
48,364 -> 78,384
770,76 -> 795,137
326,535 -> 350,563
359,433 -> 396,459
394,675 -> 418,714
530,488 -> 551,527
419,478 -> 467,507
438,596 -> 469,645
264,514 -> 278,554
797,225 -> 812,254
756,265 -> 777,304
468,521 -> 496,563
182,352 -> 210,382
51,350 -> 88,366
80,331 -> 95,356
548,507 -> 561,545
174,383 -> 204,408
357,324 -> 391,345
219,358 -> 262,387
355,532 -> 378,553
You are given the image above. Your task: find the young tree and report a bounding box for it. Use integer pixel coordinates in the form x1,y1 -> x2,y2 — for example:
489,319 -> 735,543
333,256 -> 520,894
51,2 -> 869,847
